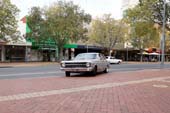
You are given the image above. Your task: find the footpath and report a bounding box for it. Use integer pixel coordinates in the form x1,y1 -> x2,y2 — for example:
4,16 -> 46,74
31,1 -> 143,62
0,67 -> 169,113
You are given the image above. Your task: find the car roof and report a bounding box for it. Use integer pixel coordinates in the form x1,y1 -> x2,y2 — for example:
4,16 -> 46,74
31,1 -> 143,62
78,52 -> 99,55
106,56 -> 115,58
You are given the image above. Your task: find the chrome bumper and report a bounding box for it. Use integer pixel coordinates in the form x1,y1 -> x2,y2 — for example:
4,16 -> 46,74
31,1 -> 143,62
60,67 -> 94,72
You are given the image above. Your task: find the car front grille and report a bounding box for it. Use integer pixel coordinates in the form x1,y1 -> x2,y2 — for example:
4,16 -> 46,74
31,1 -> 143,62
65,62 -> 87,68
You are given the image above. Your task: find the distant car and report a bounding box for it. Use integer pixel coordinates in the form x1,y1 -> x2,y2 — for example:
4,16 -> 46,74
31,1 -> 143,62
60,53 -> 109,77
106,56 -> 122,64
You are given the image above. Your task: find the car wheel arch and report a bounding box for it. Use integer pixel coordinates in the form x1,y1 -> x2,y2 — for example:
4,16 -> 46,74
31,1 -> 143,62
91,65 -> 97,75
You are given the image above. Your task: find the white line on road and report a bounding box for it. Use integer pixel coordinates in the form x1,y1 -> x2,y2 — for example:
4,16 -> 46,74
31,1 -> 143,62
0,71 -> 62,77
0,76 -> 170,102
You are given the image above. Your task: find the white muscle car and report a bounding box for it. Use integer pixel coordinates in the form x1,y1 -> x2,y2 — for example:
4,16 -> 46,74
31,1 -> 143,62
60,53 -> 109,77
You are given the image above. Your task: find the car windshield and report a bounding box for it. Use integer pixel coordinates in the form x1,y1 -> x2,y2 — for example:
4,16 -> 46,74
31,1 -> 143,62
74,53 -> 97,60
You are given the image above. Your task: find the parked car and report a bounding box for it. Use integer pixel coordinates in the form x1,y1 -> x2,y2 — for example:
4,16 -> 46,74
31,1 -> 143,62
60,53 -> 109,77
106,56 -> 122,64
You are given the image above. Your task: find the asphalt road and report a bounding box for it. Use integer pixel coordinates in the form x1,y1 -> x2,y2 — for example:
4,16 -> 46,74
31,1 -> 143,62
0,63 -> 170,79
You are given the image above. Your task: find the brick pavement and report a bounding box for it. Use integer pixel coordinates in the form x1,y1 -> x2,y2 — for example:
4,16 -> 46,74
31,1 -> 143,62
0,69 -> 170,113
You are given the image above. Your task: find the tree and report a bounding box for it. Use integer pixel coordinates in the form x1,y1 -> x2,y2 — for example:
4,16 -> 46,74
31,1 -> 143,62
126,0 -> 170,44
27,7 -> 46,42
152,0 -> 170,54
141,0 -> 170,31
44,1 -> 91,60
151,0 -> 170,31
124,0 -> 161,61
0,0 -> 20,40
89,14 -> 127,55
131,21 -> 159,48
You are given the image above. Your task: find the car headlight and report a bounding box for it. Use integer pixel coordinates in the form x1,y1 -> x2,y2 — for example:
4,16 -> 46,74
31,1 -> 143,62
86,62 -> 91,67
61,63 -> 65,67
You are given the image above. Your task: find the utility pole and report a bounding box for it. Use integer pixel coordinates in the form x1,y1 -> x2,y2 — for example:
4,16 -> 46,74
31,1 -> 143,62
87,45 -> 88,53
161,0 -> 166,65
126,43 -> 129,62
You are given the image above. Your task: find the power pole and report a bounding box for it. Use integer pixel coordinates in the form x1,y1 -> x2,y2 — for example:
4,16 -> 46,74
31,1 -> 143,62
161,0 -> 166,65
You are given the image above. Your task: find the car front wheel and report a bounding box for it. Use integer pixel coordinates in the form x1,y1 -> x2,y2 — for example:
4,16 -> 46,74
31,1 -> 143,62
104,66 -> 109,73
91,66 -> 97,76
65,71 -> 70,77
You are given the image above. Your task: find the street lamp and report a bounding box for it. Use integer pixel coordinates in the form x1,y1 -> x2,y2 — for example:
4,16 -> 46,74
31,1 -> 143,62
86,44 -> 88,53
161,0 -> 166,65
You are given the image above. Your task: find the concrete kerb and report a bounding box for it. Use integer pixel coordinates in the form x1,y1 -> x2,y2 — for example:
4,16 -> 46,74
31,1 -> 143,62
123,61 -> 170,64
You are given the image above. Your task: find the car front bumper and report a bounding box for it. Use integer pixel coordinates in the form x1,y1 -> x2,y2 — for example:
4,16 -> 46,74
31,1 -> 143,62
60,67 -> 94,72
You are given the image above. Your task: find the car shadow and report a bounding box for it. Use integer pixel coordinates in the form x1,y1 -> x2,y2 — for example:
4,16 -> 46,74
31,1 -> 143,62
0,66 -> 13,68
70,72 -> 106,77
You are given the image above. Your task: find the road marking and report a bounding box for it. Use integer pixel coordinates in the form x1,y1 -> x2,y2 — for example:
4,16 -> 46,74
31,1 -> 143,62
157,79 -> 170,83
153,84 -> 168,88
0,71 -> 62,77
109,68 -> 163,71
0,76 -> 170,102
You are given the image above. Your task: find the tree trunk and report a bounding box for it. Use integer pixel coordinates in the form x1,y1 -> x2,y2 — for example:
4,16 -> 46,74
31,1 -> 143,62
57,47 -> 63,62
140,49 -> 143,62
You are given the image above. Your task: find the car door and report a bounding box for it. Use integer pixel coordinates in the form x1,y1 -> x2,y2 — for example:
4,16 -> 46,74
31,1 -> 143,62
99,53 -> 107,71
110,57 -> 115,63
102,54 -> 108,70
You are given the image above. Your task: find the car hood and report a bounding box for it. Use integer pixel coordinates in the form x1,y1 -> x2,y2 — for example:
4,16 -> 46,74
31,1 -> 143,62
61,59 -> 96,63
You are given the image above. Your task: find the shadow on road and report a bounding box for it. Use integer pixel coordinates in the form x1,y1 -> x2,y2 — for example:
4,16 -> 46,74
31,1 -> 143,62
69,72 -> 106,77
0,66 -> 13,68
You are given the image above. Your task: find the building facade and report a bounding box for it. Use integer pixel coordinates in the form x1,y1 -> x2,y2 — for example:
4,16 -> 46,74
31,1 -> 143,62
0,40 -> 32,62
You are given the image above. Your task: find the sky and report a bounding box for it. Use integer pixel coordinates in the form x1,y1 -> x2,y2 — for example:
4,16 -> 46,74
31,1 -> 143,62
11,0 -> 123,35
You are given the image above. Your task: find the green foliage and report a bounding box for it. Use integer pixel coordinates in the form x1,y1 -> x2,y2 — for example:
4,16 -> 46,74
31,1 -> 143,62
0,0 -> 20,40
27,7 -> 46,42
152,0 -> 170,31
27,1 -> 91,60
44,1 -> 91,60
89,14 -> 127,55
45,1 -> 91,42
131,22 -> 159,49
123,0 -> 160,49
166,31 -> 170,52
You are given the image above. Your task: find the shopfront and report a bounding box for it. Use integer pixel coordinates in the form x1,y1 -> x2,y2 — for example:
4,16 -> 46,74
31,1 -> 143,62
63,44 -> 104,60
5,42 -> 32,62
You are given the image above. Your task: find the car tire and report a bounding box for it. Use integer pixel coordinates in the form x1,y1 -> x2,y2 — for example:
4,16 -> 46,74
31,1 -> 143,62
104,66 -> 109,73
92,66 -> 97,76
117,61 -> 121,64
65,71 -> 70,77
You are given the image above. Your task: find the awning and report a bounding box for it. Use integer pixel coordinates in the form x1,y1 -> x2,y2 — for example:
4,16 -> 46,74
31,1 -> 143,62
137,51 -> 149,55
64,44 -> 78,48
6,42 -> 32,46
39,48 -> 56,51
149,52 -> 160,55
